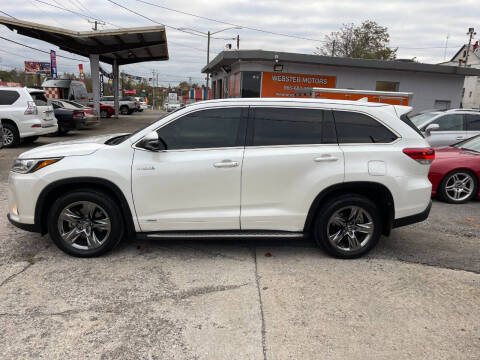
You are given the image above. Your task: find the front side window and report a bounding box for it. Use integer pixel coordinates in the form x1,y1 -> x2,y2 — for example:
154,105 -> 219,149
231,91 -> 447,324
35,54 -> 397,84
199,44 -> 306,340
0,90 -> 20,105
157,108 -> 245,150
435,114 -> 464,131
251,108 -> 336,146
466,114 -> 480,131
333,111 -> 398,143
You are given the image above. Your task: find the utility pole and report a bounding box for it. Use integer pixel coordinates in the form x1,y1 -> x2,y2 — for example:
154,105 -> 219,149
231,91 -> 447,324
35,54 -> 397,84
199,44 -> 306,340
206,31 -> 211,89
237,35 -> 240,49
152,70 -> 155,110
465,27 -> 476,67
443,34 -> 450,61
88,20 -> 105,31
332,40 -> 336,57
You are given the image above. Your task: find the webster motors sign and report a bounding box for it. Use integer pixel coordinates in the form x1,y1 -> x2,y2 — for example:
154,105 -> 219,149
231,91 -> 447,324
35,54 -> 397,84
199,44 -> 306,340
261,72 -> 336,97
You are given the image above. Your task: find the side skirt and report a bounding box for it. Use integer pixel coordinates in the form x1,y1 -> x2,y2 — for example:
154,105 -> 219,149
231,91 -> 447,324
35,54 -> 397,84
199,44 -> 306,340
137,230 -> 306,240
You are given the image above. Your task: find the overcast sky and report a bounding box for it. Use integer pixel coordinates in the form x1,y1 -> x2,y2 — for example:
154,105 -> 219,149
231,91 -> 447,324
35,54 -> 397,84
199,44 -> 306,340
0,0 -> 479,86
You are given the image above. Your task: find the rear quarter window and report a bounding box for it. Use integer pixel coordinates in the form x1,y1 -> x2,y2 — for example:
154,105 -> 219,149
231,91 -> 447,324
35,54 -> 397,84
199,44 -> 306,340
333,111 -> 398,143
29,92 -> 48,106
0,90 -> 20,105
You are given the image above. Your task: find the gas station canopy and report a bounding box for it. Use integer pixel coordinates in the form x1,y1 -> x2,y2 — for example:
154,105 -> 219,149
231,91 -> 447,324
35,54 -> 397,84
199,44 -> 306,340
0,16 -> 168,65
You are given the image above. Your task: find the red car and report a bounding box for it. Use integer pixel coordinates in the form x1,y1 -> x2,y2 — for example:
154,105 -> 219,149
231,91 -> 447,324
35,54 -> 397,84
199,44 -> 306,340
429,135 -> 480,203
88,103 -> 115,118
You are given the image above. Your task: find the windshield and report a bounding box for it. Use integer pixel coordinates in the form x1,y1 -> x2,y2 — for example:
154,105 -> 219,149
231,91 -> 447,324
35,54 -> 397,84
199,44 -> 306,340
411,113 -> 438,127
453,135 -> 480,152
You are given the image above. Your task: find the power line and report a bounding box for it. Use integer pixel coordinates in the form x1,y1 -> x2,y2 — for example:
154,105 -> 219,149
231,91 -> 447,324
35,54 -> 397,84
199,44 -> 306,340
0,10 -> 16,19
135,0 -> 327,43
0,36 -> 88,62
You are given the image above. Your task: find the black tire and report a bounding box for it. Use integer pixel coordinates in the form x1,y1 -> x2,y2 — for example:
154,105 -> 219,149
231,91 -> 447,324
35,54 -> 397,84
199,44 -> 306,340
438,170 -> 478,204
57,126 -> 69,135
313,194 -> 382,259
120,106 -> 129,115
2,122 -> 20,148
127,109 -> 134,115
100,109 -> 108,118
22,136 -> 39,144
47,190 -> 125,257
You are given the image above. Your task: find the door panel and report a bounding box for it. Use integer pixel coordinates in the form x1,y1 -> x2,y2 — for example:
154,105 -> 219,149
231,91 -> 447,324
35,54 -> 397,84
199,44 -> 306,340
240,107 -> 343,232
132,148 -> 244,231
132,107 -> 247,232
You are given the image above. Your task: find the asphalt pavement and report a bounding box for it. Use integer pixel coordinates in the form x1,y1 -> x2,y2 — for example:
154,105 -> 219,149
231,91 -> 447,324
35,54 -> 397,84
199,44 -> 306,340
0,110 -> 479,359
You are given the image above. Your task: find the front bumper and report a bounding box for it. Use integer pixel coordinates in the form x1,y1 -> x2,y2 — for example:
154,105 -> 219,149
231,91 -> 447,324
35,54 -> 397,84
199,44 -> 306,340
392,200 -> 432,228
7,213 -> 40,233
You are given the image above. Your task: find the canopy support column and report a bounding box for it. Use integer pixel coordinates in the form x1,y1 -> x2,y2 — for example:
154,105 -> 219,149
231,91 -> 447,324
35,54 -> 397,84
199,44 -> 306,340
89,54 -> 100,117
113,59 -> 120,119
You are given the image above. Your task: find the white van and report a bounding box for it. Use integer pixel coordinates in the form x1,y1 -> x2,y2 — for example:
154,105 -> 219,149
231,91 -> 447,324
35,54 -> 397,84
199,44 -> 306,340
0,87 -> 58,147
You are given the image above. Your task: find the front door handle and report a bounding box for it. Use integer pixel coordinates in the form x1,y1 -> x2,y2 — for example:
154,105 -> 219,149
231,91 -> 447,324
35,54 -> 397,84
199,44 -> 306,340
314,155 -> 339,162
456,136 -> 465,140
213,160 -> 239,168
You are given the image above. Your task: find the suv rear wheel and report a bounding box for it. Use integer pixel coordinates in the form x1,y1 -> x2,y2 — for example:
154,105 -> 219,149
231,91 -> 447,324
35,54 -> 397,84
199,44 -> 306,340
47,190 -> 124,257
120,106 -> 129,115
2,122 -> 20,147
314,194 -> 381,258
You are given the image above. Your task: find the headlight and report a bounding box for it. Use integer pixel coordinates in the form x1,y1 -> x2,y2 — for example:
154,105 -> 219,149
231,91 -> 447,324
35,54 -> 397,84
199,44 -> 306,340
11,158 -> 62,174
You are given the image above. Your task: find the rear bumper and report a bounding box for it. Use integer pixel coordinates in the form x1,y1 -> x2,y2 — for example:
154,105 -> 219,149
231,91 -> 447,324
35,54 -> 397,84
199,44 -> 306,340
393,200 -> 432,228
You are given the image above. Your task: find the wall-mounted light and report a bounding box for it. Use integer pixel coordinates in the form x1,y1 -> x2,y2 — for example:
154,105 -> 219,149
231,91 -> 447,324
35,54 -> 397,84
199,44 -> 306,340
273,64 -> 283,72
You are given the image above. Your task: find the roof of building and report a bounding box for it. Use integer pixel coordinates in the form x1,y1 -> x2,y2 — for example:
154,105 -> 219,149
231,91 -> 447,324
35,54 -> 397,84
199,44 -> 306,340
202,49 -> 480,76
0,16 -> 168,65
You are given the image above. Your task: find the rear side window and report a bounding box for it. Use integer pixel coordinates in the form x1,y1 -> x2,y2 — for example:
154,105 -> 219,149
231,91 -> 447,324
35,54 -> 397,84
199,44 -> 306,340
30,92 -> 48,106
400,113 -> 424,138
435,114 -> 464,131
251,108 -> 337,146
465,114 -> 480,131
333,111 -> 398,143
157,107 -> 245,150
0,90 -> 20,105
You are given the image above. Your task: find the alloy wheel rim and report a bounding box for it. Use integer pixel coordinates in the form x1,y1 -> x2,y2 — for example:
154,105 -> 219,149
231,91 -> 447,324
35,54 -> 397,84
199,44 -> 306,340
327,206 -> 374,252
3,128 -> 14,146
445,173 -> 474,202
57,201 -> 111,250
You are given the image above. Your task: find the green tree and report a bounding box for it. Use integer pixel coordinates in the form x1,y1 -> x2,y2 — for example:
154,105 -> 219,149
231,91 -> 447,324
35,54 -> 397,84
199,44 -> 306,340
317,20 -> 397,60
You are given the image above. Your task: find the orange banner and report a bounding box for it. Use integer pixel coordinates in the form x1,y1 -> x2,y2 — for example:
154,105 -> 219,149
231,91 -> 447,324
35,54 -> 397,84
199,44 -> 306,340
261,72 -> 336,97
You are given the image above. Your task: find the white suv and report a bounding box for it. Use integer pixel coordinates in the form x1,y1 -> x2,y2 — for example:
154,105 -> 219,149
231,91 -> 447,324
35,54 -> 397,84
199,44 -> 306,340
7,98 -> 434,258
0,87 -> 58,147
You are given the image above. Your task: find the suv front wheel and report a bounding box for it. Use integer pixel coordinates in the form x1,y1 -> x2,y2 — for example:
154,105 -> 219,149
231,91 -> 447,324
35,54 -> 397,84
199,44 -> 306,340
47,190 -> 125,257
314,194 -> 381,258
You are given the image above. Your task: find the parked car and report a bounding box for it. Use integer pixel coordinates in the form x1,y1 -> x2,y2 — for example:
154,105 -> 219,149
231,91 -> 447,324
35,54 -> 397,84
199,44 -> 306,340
0,87 -> 57,147
411,109 -> 480,147
8,98 -> 434,258
52,100 -> 100,128
166,102 -> 182,112
51,102 -> 85,134
99,96 -> 137,115
429,135 -> 480,203
135,97 -> 148,112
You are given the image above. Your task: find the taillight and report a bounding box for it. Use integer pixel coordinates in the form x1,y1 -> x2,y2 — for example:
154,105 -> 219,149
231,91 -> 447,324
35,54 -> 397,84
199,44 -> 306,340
25,101 -> 37,115
73,112 -> 84,118
403,148 -> 435,165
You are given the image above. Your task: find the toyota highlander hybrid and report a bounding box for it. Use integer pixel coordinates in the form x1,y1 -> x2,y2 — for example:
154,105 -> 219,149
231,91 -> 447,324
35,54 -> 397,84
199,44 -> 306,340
8,98 -> 434,258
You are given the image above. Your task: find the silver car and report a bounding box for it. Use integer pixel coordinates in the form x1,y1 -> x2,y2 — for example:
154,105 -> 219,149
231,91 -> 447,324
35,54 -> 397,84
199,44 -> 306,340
411,109 -> 480,147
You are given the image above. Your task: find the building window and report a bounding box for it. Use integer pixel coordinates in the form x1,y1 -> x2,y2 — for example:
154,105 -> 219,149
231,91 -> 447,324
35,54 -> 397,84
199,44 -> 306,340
375,81 -> 399,92
241,71 -> 261,98
434,100 -> 451,110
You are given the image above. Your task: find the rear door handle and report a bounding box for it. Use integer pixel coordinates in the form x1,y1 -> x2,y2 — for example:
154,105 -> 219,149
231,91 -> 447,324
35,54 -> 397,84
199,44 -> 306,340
213,160 -> 239,168
456,136 -> 465,140
314,156 -> 339,162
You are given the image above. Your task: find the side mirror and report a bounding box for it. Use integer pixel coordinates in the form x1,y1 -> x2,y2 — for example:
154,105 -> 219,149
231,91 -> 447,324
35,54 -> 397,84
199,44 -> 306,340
137,131 -> 167,151
425,123 -> 440,135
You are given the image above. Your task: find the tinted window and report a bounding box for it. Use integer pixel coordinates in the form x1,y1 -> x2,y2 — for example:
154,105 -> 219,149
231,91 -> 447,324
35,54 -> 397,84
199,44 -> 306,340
241,71 -> 261,98
436,114 -> 464,131
333,111 -> 398,143
0,90 -> 20,105
252,108 -> 336,146
157,108 -> 245,150
30,92 -> 48,106
466,114 -> 480,131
